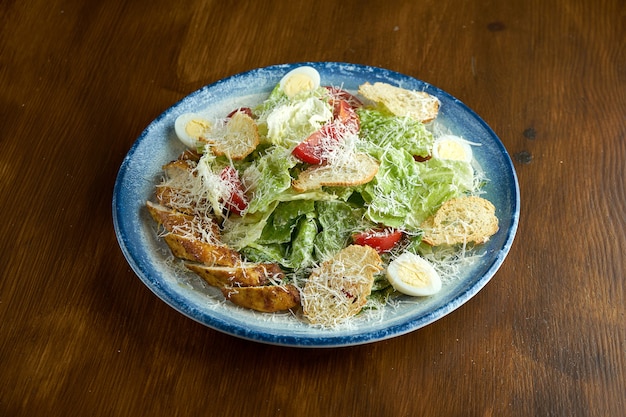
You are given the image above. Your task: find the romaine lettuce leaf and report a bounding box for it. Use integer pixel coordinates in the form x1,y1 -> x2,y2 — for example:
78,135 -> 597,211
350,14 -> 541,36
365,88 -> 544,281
358,108 -> 434,158
258,200 -> 315,244
256,89 -> 332,148
242,146 -> 297,214
362,146 -> 475,229
220,201 -> 279,250
316,200 -> 364,231
241,243 -> 286,265
313,200 -> 367,261
284,213 -> 318,269
244,211 -> 318,270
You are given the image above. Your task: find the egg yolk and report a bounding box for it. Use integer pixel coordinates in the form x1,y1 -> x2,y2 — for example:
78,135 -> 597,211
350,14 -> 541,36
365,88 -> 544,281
282,74 -> 315,97
395,261 -> 431,288
435,140 -> 469,161
185,119 -> 211,139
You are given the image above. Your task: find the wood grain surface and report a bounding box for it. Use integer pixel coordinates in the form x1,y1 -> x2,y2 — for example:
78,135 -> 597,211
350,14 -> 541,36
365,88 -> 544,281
1,0 -> 625,416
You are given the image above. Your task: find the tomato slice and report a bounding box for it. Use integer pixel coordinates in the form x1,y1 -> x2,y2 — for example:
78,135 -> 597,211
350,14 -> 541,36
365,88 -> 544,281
332,99 -> 360,133
291,99 -> 360,164
325,86 -> 363,109
226,107 -> 254,118
292,124 -> 339,164
219,166 -> 248,215
352,228 -> 403,253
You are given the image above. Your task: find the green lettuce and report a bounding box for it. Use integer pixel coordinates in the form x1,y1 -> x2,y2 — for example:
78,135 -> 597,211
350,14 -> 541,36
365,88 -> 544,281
220,201 -> 279,250
258,200 -> 315,244
361,145 -> 475,229
357,108 -> 434,158
285,213 -> 318,269
242,146 -> 297,214
242,210 -> 318,270
313,200 -> 367,261
255,87 -> 332,147
241,243 -> 286,265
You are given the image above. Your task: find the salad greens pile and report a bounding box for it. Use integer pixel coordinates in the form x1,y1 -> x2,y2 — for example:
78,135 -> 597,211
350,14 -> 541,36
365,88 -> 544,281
181,71 -> 481,305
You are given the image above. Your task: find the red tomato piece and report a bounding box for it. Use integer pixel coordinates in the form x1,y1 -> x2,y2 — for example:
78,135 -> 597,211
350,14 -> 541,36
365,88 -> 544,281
226,107 -> 254,118
352,228 -> 403,253
219,166 -> 248,215
325,86 -> 363,109
332,99 -> 360,133
291,99 -> 360,164
291,124 -> 340,164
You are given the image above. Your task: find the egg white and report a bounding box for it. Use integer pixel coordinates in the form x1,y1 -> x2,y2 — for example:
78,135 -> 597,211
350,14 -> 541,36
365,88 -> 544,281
279,66 -> 321,97
432,135 -> 474,163
386,252 -> 442,297
174,112 -> 212,149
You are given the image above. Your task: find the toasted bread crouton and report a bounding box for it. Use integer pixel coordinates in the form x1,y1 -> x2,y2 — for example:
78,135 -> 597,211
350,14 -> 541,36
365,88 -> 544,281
162,233 -> 241,266
292,153 -> 379,192
302,245 -> 383,326
358,82 -> 440,123
185,262 -> 284,288
205,111 -> 259,160
221,284 -> 301,312
421,196 -> 499,246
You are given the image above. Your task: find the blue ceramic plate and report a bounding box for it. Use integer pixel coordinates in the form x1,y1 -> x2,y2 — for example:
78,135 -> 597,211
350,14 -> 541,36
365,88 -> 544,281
113,62 -> 519,347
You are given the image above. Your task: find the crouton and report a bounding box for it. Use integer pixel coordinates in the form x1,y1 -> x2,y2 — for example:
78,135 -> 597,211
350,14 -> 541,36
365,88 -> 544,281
358,82 -> 440,123
292,153 -> 379,192
301,245 -> 383,326
420,196 -> 499,246
205,111 -> 259,160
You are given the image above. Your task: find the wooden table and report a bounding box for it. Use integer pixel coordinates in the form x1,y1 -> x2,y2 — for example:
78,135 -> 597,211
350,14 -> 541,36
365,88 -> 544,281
2,0 -> 624,415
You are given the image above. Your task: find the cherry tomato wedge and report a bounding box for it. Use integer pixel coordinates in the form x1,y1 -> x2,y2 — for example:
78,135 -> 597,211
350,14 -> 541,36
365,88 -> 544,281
219,166 -> 248,215
332,99 -> 359,133
291,124 -> 339,164
325,86 -> 363,109
352,228 -> 403,253
226,107 -> 254,118
291,99 -> 359,164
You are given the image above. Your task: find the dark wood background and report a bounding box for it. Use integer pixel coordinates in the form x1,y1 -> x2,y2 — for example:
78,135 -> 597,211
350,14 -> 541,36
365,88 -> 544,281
2,0 -> 624,415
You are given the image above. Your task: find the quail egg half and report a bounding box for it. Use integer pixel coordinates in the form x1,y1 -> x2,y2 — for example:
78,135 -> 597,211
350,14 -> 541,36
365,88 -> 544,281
386,252 -> 442,297
432,135 -> 474,163
174,112 -> 212,149
279,66 -> 321,98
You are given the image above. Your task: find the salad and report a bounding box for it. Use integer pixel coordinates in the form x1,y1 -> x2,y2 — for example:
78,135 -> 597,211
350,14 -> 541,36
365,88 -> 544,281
146,66 -> 498,328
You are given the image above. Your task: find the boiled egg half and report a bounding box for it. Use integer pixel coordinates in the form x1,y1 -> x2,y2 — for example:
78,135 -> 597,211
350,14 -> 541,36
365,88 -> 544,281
432,135 -> 474,163
386,252 -> 442,296
279,66 -> 321,98
174,112 -> 212,149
